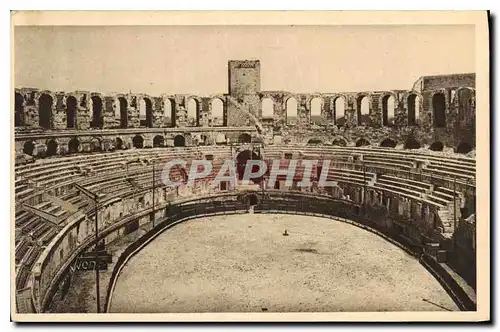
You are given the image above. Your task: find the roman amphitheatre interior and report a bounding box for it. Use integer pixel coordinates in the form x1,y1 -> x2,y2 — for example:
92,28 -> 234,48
14,48 -> 477,313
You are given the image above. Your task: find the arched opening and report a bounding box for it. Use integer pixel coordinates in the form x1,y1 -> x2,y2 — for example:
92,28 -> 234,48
211,98 -> 224,127
429,141 -> 444,151
46,139 -> 58,157
382,95 -> 395,126
115,137 -> 123,150
174,135 -> 185,147
286,97 -> 298,125
334,97 -> 345,127
236,150 -> 261,182
153,135 -> 165,148
238,133 -> 252,144
404,138 -> 421,150
261,98 -> 274,119
407,94 -> 420,126
332,138 -> 347,147
458,89 -> 473,122
310,97 -> 322,124
187,99 -> 198,127
139,98 -> 154,128
355,138 -> 370,147
38,93 -> 53,129
356,95 -> 370,126
432,93 -> 446,128
15,93 -> 24,127
456,142 -> 473,154
132,135 -> 144,149
164,98 -> 173,127
65,96 -> 77,129
118,97 -> 128,128
91,138 -> 102,152
247,194 -> 259,206
23,141 -> 35,156
380,138 -> 397,148
91,96 -> 103,129
68,137 -> 80,154
307,138 -> 323,145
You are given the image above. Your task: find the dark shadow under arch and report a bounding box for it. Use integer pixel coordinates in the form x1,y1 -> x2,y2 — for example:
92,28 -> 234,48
132,135 -> 144,149
404,138 -> 421,150
153,135 -> 165,148
68,137 -> 80,154
456,142 -> 472,154
429,142 -> 444,151
332,139 -> 347,147
356,138 -> 370,147
23,141 -> 35,156
46,139 -> 58,157
380,138 -> 397,148
174,135 -> 186,147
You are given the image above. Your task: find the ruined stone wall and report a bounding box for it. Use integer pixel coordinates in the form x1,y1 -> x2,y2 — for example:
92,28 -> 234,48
13,67 -> 475,151
422,73 -> 476,91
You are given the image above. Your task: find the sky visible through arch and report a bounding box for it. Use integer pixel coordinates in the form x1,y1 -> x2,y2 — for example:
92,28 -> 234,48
14,25 -> 475,96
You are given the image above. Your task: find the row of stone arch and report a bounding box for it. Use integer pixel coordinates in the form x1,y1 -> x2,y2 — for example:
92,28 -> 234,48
14,92 -> 226,129
21,132 -> 254,157
276,94 -> 419,127
15,88 -> 474,130
305,137 -> 473,153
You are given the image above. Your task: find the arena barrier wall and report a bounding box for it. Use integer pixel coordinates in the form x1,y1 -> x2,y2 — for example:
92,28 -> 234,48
102,191 -> 477,313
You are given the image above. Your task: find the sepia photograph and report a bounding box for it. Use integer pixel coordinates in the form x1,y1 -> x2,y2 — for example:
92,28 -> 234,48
10,11 -> 489,322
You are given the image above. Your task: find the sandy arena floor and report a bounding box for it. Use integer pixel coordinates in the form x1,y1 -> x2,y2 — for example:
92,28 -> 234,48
109,214 -> 459,313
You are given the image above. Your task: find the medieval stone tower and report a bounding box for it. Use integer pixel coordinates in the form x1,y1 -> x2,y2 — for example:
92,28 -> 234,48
227,60 -> 262,126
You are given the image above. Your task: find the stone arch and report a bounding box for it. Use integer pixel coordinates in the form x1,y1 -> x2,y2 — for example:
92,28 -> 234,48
132,134 -> 144,149
210,97 -> 224,126
356,94 -> 370,126
153,135 -> 165,148
91,95 -> 103,129
38,93 -> 53,129
404,138 -> 421,150
355,138 -> 370,147
115,137 -> 124,150
236,150 -> 261,182
173,135 -> 186,147
285,96 -> 298,125
456,142 -> 473,154
334,96 -> 346,127
380,138 -> 397,148
381,93 -> 396,126
186,98 -> 200,127
162,97 -> 173,126
332,138 -> 347,146
117,96 -> 128,128
91,137 -> 102,152
68,137 -> 81,154
261,97 -> 274,119
309,96 -> 323,124
15,92 -> 24,127
139,97 -> 154,128
429,141 -> 444,151
456,87 -> 474,123
23,140 -> 35,156
238,133 -> 252,144
432,92 -> 446,128
407,93 -> 421,126
307,138 -> 323,145
66,95 -> 78,129
45,139 -> 58,157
